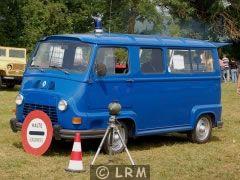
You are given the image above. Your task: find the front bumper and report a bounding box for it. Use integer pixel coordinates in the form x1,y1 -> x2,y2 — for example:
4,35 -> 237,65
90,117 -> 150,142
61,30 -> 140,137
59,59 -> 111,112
10,118 -> 105,140
2,76 -> 22,84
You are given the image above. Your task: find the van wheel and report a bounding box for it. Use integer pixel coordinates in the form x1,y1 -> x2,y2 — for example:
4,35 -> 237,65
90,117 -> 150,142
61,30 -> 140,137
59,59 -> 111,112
0,77 -> 2,87
188,115 -> 212,143
103,122 -> 128,154
6,82 -> 15,89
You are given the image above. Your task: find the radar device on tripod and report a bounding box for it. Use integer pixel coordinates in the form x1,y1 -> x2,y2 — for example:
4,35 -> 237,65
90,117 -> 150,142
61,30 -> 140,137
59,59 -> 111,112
91,102 -> 135,165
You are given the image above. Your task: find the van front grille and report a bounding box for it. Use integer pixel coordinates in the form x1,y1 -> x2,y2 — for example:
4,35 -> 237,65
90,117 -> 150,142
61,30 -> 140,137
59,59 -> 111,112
23,103 -> 58,123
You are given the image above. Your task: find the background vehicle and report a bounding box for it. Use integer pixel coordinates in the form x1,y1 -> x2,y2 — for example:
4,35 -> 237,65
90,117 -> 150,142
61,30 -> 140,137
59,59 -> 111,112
0,46 -> 26,88
10,34 -> 223,154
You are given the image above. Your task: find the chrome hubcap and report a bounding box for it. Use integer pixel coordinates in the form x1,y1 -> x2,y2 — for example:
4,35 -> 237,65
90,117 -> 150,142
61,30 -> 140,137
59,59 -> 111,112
196,117 -> 210,141
109,125 -> 125,152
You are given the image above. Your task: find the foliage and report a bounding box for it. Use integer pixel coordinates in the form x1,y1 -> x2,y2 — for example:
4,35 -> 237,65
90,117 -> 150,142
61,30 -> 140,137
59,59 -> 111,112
21,0 -> 73,50
0,0 -> 239,52
0,0 -> 26,47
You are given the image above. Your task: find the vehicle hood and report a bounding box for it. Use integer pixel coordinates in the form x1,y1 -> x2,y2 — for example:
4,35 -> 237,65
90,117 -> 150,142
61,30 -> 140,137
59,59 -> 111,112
17,69 -> 90,124
21,69 -> 89,98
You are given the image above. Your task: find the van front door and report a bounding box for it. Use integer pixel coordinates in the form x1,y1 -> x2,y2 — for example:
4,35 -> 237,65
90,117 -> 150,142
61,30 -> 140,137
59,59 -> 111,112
87,46 -> 132,111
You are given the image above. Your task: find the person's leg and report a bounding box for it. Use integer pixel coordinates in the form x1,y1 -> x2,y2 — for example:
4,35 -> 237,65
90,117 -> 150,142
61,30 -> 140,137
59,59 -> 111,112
237,73 -> 240,94
234,69 -> 237,83
231,69 -> 234,82
221,70 -> 224,82
223,70 -> 227,83
227,69 -> 231,82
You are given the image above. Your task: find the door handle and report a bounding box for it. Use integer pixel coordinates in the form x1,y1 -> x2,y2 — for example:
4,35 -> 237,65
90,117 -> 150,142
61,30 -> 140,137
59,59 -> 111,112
125,79 -> 134,83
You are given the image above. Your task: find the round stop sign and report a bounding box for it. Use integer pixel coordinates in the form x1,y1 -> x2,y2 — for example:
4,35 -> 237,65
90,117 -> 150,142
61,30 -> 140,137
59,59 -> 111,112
21,110 -> 53,156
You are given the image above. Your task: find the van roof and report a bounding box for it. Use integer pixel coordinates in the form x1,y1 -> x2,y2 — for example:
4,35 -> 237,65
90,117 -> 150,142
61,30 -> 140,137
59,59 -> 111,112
46,33 -> 217,48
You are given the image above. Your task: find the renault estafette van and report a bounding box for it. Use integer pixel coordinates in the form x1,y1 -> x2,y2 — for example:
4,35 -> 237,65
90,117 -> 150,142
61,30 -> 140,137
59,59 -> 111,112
10,33 -> 223,153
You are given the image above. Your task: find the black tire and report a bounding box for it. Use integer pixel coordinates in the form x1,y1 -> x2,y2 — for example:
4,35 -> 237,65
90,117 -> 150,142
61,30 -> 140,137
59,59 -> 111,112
103,121 -> 128,154
188,115 -> 212,143
6,82 -> 15,89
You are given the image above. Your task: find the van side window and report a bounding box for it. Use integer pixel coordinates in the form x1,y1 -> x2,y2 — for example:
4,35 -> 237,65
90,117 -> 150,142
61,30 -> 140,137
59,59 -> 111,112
95,47 -> 129,75
168,49 -> 191,73
0,48 -> 6,57
168,49 -> 214,73
140,48 -> 163,74
191,50 -> 214,72
9,49 -> 25,58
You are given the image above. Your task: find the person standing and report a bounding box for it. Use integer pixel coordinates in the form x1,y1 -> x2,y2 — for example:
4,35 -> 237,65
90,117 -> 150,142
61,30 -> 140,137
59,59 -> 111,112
237,73 -> 240,95
230,59 -> 238,83
222,55 -> 230,82
219,58 -> 225,82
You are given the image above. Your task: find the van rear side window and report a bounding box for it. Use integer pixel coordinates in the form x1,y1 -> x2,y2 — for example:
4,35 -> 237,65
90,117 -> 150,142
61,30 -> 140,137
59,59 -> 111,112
140,48 -> 163,74
168,49 -> 214,73
191,49 -> 214,72
95,47 -> 129,75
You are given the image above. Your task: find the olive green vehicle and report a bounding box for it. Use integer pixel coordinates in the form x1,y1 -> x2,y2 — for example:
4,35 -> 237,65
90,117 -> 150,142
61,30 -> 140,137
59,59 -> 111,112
0,46 -> 26,88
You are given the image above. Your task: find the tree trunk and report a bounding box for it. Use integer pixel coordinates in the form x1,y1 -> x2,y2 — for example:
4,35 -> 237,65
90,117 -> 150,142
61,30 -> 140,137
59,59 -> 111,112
127,0 -> 138,34
127,14 -> 136,34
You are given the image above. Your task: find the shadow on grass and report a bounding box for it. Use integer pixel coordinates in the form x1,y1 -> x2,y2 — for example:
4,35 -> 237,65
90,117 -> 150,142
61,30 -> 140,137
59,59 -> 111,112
128,134 -> 189,152
13,141 -> 23,149
44,133 -> 222,157
46,139 -> 102,157
211,135 -> 221,142
12,133 -> 221,157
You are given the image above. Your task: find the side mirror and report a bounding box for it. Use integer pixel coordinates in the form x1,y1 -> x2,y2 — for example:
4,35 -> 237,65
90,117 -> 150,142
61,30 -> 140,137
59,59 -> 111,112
96,63 -> 107,77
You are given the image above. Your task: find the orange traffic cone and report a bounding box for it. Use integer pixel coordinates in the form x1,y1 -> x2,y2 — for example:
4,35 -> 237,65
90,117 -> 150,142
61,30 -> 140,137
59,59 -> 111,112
65,133 -> 85,172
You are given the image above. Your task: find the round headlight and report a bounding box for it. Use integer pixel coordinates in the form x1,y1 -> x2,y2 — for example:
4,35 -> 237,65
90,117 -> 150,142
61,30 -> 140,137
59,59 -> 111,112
7,64 -> 13,70
15,94 -> 23,105
58,100 -> 68,111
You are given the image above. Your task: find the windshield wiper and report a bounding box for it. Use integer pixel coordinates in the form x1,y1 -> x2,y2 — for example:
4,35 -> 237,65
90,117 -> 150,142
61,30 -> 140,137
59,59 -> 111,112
29,65 -> 44,72
49,65 -> 70,75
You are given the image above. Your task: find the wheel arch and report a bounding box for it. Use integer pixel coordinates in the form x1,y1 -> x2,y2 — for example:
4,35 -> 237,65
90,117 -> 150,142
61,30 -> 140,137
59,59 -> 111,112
197,113 -> 215,127
117,118 -> 136,137
0,70 -> 6,76
191,105 -> 221,128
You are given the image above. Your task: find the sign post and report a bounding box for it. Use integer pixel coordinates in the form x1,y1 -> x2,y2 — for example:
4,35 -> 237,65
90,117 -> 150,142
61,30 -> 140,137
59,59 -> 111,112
21,110 -> 53,156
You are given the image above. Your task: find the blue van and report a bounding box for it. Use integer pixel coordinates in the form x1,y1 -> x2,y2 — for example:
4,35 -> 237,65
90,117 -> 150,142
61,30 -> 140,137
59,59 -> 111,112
10,33 -> 223,153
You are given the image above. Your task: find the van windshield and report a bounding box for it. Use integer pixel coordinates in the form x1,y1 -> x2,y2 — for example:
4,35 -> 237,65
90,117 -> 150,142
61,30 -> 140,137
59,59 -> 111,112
30,41 -> 92,73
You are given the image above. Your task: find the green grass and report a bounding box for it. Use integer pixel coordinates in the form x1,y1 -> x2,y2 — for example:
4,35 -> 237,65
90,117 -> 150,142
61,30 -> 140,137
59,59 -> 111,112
0,84 -> 240,179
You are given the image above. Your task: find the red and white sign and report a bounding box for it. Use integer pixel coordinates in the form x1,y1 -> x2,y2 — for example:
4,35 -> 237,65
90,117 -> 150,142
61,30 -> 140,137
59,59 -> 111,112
21,110 -> 53,156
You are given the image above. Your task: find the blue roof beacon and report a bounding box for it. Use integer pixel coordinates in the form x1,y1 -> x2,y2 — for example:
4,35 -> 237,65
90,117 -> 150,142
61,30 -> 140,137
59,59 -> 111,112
92,15 -> 103,34
10,22 -> 224,154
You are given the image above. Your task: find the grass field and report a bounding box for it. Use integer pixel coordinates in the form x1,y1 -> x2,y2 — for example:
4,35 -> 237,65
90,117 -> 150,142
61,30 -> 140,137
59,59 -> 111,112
0,83 -> 240,180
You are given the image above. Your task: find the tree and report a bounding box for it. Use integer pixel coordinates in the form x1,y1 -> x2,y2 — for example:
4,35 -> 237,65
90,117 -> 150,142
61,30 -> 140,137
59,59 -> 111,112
21,0 -> 72,50
0,0 -> 26,47
0,0 -> 239,56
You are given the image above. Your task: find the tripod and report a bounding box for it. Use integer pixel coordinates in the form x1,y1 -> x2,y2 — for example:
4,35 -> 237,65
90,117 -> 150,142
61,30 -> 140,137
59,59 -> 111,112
91,115 -> 135,165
